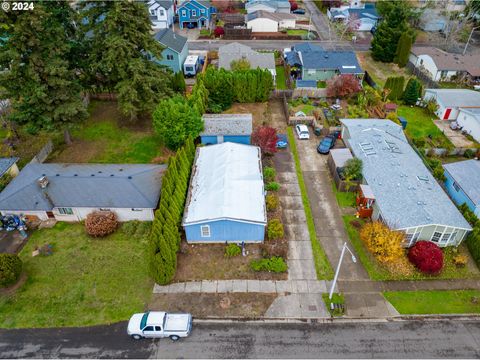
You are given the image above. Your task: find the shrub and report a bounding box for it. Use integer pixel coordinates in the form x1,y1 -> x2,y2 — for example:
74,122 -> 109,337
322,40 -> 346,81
464,149 -> 476,159
122,220 -> 151,238
408,241 -> 444,274
265,182 -> 280,191
250,256 -> 287,273
266,194 -> 279,212
85,211 -> 118,237
433,166 -> 446,182
342,158 -> 363,181
260,242 -> 288,258
268,219 -> 284,240
225,243 -> 241,257
213,26 -> 224,37
0,253 -> 22,287
453,254 -> 468,267
263,166 -> 276,182
360,221 -> 405,264
413,138 -> 426,148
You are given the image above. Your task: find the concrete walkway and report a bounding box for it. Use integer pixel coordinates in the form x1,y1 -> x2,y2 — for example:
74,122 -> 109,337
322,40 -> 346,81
153,280 -> 328,294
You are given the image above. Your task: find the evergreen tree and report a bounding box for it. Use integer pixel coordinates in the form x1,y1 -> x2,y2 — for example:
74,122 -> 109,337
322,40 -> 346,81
384,76 -> 405,100
171,72 -> 186,93
79,1 -> 172,120
0,2 -> 87,141
394,33 -> 414,68
188,77 -> 208,114
403,78 -> 422,106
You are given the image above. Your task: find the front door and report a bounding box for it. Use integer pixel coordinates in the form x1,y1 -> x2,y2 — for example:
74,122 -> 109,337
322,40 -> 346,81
443,108 -> 452,120
46,211 -> 55,219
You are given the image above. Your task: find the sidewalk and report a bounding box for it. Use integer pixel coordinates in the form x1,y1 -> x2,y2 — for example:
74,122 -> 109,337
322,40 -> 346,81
339,279 -> 480,293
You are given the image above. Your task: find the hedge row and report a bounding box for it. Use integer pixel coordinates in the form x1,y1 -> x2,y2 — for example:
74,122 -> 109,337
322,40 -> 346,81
384,76 -> 405,101
148,137 -> 196,285
459,203 -> 480,268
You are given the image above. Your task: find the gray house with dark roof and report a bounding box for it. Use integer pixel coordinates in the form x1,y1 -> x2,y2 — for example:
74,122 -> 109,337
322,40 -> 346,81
147,0 -> 174,29
200,114 -> 253,145
153,29 -> 188,73
341,119 -> 471,247
285,43 -> 364,82
444,160 -> 480,218
0,163 -> 166,222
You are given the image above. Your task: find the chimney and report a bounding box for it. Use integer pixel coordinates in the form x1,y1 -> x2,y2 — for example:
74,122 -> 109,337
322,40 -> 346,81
37,176 -> 49,189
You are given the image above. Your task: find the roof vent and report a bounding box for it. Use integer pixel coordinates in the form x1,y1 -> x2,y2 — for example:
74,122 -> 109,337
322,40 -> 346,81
37,176 -> 49,189
119,168 -> 123,172
91,174 -> 95,177
128,176 -> 132,179
74,174 -> 78,177
110,174 -> 114,177
56,174 -> 60,177
324,54 -> 329,59
98,171 -> 102,174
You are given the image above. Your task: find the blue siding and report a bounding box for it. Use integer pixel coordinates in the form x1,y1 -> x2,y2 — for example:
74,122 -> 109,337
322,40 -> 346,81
184,219 -> 265,243
224,135 -> 251,145
444,170 -> 477,212
177,0 -> 214,29
201,135 -> 218,145
155,48 -> 181,73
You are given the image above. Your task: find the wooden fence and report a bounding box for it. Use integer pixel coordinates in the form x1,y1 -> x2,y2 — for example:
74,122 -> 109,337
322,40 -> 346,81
217,13 -> 245,24
224,25 -> 251,40
292,88 -> 327,98
30,140 -> 53,164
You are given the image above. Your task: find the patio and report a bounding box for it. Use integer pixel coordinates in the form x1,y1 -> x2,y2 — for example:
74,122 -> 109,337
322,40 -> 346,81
433,120 -> 477,148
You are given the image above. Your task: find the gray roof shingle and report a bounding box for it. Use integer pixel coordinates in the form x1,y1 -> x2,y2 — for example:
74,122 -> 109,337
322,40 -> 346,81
425,89 -> 480,108
0,163 -> 166,211
218,42 -> 275,72
0,157 -> 18,177
443,159 -> 480,205
154,28 -> 187,53
341,119 -> 471,231
201,114 -> 253,136
247,10 -> 296,22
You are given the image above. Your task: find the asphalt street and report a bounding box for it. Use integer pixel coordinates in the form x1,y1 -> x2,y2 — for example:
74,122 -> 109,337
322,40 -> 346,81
1,320 -> 479,358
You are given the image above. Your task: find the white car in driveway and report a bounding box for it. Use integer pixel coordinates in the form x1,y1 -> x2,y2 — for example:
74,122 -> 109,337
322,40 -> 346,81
295,124 -> 310,140
127,311 -> 192,341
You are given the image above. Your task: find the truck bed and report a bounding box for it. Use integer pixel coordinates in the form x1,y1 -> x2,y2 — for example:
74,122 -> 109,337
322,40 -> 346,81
164,313 -> 191,332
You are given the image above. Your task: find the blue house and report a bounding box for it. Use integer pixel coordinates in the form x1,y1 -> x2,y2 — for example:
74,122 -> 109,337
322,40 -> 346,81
153,29 -> 188,73
182,142 -> 266,243
444,160 -> 480,218
200,114 -> 253,145
177,0 -> 216,29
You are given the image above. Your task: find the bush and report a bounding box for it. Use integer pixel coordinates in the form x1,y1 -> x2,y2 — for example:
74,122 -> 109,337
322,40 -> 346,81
85,211 -> 118,237
433,166 -> 446,182
342,158 -> 363,181
121,220 -> 151,238
265,182 -> 280,191
266,194 -> 279,212
408,241 -> 444,274
453,254 -> 468,267
250,256 -> 287,273
360,221 -> 405,264
268,219 -> 284,240
413,138 -> 426,148
263,166 -> 276,182
225,243 -> 241,257
464,149 -> 476,159
0,253 -> 22,287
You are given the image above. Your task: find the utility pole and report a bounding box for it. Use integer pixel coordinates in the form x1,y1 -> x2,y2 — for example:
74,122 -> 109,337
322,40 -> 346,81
463,26 -> 480,55
329,242 -> 357,300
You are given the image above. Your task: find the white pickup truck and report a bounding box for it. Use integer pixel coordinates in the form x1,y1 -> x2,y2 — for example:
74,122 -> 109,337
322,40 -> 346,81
127,311 -> 192,341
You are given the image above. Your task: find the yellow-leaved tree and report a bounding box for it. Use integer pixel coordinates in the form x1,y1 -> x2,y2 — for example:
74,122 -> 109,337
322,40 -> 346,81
360,221 -> 405,264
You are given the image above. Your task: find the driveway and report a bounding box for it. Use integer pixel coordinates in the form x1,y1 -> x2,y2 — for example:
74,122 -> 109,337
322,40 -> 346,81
0,230 -> 28,254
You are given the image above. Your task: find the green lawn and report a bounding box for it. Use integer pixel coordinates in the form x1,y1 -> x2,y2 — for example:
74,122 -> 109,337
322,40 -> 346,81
384,290 -> 480,314
317,81 -> 327,89
287,128 -> 334,279
356,52 -> 411,88
287,29 -> 309,36
322,293 -> 345,316
49,101 -> 166,164
342,215 -> 480,281
0,222 -> 153,328
332,182 -> 356,208
397,105 -> 454,149
275,65 -> 287,90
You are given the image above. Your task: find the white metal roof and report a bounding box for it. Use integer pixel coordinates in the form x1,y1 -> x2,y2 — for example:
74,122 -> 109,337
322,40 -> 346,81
183,142 -> 266,225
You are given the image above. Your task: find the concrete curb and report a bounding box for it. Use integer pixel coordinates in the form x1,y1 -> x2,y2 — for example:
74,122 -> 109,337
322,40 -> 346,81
192,314 -> 480,324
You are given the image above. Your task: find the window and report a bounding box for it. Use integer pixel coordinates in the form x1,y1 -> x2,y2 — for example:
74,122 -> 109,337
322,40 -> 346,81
405,233 -> 414,243
154,326 -> 162,331
453,181 -> 460,192
166,54 -> 174,60
150,9 -> 155,15
431,231 -> 442,242
131,208 -> 143,212
441,232 -> 452,243
159,9 -> 165,16
192,10 -> 196,16
100,208 -> 110,211
57,207 -> 73,215
201,225 -> 210,237
201,8 -> 205,13
143,326 -> 154,331
181,10 -> 186,16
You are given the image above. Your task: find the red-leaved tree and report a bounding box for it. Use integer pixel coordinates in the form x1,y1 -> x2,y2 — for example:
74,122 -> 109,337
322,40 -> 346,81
321,0 -> 342,9
252,126 -> 277,156
289,0 -> 298,11
408,241 -> 444,274
326,74 -> 362,98
214,26 -> 225,38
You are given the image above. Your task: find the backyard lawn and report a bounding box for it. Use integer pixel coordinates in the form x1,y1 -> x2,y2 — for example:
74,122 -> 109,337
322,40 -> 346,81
332,182 -> 356,208
343,215 -> 480,281
356,52 -> 410,88
286,29 -> 309,36
0,222 -> 153,328
397,105 -> 454,149
49,101 -> 167,164
275,65 -> 287,90
384,290 -> 480,314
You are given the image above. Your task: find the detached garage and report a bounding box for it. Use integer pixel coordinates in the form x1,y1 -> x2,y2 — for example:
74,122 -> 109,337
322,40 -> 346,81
246,10 -> 296,33
182,142 -> 266,243
200,113 -> 252,145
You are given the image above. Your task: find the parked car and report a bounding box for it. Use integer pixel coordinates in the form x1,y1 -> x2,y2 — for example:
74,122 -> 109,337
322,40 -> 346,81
127,311 -> 192,341
292,8 -> 306,14
276,134 -> 288,148
295,124 -> 310,140
317,135 -> 336,154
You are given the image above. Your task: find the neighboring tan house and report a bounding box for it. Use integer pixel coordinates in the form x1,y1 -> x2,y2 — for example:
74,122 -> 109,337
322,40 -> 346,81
177,0 -> 216,29
409,46 -> 480,84
285,43 -> 364,82
246,10 -> 296,33
423,88 -> 480,120
0,163 -> 166,222
444,159 -> 480,218
200,114 -> 253,145
218,42 -> 276,82
153,28 -> 188,73
341,118 -> 472,247
147,0 -> 175,29
182,142 -> 266,243
245,0 -> 291,14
